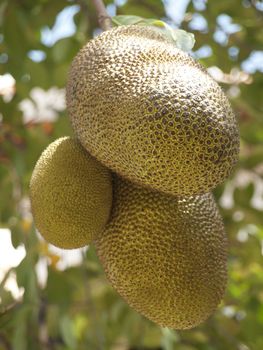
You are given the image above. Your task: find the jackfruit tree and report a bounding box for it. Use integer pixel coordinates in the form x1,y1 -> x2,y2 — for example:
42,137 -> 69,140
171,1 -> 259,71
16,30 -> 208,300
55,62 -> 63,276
0,0 -> 262,349
29,7 -> 236,330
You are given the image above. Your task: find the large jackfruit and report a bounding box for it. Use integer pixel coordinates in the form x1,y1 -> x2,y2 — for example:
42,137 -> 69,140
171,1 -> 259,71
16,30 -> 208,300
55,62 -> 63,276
30,137 -> 112,249
66,24 -> 239,197
94,175 -> 227,329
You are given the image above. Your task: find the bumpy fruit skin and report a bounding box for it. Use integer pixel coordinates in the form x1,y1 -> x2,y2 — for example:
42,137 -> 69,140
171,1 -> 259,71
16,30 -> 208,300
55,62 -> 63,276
30,137 -> 112,249
67,24 -> 239,197
94,175 -> 227,329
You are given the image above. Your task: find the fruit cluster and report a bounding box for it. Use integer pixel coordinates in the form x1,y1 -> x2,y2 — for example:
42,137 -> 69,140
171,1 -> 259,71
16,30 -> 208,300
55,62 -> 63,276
30,25 -> 239,329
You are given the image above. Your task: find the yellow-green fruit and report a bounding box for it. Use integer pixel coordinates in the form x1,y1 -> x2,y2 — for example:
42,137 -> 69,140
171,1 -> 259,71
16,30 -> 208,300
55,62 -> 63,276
94,175 -> 227,329
66,24 -> 239,197
30,137 -> 112,249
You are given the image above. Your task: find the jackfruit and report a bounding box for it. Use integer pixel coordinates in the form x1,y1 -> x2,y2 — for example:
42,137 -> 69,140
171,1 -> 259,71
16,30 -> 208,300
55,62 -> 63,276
66,24 -> 239,197
30,137 -> 112,249
94,175 -> 227,329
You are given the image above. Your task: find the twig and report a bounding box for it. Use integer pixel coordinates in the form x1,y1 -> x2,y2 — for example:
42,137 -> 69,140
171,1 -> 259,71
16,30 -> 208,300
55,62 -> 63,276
91,0 -> 112,31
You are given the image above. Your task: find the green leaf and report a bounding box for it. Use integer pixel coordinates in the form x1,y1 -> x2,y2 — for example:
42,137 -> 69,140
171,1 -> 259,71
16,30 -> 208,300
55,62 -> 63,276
16,256 -> 39,304
11,305 -> 31,350
46,268 -> 74,306
112,15 -> 195,51
159,25 -> 195,51
112,15 -> 143,26
60,315 -> 77,349
52,38 -> 79,64
161,328 -> 179,350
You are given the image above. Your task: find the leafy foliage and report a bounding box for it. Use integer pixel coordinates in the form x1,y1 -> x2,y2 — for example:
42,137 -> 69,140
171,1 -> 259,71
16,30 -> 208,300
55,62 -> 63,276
112,15 -> 195,50
0,0 -> 262,349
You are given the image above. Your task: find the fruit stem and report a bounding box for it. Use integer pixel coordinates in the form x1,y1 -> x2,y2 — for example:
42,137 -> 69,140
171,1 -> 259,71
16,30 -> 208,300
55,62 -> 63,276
91,0 -> 112,31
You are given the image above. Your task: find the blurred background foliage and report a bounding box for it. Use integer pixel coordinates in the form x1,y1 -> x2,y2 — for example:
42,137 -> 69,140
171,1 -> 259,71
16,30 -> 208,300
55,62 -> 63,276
0,0 -> 263,349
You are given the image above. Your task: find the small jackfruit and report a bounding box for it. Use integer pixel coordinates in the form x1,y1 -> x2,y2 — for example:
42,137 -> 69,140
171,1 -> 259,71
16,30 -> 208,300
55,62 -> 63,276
66,24 -> 239,197
30,137 -> 112,249
94,175 -> 227,329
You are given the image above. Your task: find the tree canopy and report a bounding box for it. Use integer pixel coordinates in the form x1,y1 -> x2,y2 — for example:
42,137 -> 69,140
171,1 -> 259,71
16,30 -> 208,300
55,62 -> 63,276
0,0 -> 262,349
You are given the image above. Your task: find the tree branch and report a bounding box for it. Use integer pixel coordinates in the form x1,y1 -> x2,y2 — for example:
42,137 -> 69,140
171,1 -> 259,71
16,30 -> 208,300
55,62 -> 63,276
91,0 -> 112,31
